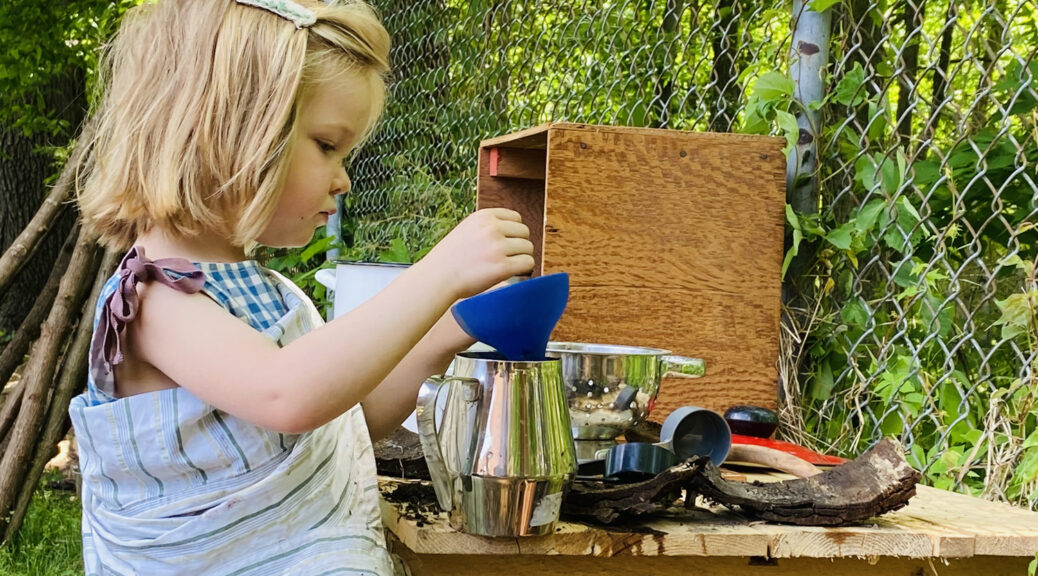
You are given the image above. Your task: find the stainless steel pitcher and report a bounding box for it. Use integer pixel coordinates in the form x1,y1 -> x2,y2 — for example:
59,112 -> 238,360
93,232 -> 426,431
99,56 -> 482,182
416,351 -> 577,537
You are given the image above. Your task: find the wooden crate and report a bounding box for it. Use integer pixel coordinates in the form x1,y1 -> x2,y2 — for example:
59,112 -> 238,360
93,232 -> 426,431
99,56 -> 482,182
476,123 -> 786,418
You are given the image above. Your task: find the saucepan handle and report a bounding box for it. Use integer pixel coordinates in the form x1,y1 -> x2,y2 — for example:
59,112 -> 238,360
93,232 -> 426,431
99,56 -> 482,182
660,355 -> 706,379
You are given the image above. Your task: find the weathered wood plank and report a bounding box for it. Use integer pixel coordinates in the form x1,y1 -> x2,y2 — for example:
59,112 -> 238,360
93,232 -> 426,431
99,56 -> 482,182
894,486 -> 1038,556
381,478 -> 1038,561
388,531 -> 1031,576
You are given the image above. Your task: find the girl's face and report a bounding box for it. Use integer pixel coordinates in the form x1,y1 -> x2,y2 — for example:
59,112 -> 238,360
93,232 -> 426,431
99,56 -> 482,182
256,70 -> 376,248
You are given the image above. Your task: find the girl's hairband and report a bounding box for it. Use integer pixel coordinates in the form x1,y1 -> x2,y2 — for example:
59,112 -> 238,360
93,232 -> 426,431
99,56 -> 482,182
236,0 -> 317,28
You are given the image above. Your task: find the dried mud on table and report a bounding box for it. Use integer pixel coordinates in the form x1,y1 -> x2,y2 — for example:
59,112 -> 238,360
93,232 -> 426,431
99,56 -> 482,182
376,427 -> 921,528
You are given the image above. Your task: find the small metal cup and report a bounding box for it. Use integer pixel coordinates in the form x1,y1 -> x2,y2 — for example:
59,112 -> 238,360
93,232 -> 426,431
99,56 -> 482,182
658,406 -> 732,465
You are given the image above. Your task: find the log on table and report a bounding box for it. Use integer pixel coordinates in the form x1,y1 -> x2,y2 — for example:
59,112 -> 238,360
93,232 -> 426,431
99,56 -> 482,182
563,459 -> 705,524
374,427 -> 430,481
565,438 -> 919,527
689,437 -> 920,526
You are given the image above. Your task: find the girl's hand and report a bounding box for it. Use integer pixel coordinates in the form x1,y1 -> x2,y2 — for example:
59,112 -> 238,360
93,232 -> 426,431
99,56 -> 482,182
417,208 -> 535,299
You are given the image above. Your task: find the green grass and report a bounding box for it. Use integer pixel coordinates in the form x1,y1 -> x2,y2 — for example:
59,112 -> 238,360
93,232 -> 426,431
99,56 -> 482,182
0,472 -> 83,576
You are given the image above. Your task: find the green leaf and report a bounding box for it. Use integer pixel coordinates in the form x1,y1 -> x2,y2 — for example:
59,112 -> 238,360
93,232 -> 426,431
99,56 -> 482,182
879,154 -> 902,194
998,254 -> 1025,269
994,60 -> 1038,116
299,234 -> 337,263
1023,429 -> 1038,450
938,380 -> 965,424
898,196 -> 921,224
833,62 -> 866,107
808,0 -> 842,11
825,222 -> 854,250
775,110 -> 800,155
840,298 -> 869,328
854,154 -> 878,191
911,159 -> 941,188
809,359 -> 835,400
879,411 -> 903,436
781,228 -> 802,280
753,71 -> 794,102
785,203 -> 801,231
378,237 -> 412,264
1011,449 -> 1038,488
866,102 -> 889,141
741,98 -> 772,134
855,199 -> 886,233
993,292 -> 1038,340
908,443 -> 926,470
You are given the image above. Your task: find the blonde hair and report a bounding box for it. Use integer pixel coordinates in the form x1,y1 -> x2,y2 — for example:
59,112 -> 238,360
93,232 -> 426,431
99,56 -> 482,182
76,0 -> 391,250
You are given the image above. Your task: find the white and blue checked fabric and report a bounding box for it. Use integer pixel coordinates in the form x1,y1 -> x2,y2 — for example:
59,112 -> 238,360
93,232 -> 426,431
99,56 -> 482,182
70,259 -> 394,576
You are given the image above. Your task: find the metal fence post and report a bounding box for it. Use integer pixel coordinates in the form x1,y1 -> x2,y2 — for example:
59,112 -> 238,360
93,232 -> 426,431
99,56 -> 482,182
783,0 -> 831,305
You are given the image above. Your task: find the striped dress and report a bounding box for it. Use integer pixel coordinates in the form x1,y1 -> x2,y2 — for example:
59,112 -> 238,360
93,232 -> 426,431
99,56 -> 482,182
69,250 -> 394,575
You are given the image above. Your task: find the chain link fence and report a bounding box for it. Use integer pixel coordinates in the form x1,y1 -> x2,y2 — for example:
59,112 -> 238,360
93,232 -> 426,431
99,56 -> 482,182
780,0 -> 1038,507
345,0 -> 1038,506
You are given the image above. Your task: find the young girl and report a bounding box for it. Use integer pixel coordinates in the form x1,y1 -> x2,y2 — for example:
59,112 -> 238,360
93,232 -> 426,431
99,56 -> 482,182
69,1 -> 534,574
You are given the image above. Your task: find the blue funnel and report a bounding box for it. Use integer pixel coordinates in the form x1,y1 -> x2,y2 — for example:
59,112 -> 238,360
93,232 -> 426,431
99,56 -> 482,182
451,273 -> 569,361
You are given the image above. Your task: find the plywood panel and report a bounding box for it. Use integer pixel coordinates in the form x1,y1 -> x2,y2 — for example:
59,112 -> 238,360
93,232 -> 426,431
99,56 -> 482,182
540,125 -> 785,414
553,286 -> 779,414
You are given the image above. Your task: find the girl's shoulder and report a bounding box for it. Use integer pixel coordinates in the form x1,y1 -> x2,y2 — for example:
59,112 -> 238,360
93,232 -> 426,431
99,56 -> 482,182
93,258 -> 289,334
191,260 -> 290,332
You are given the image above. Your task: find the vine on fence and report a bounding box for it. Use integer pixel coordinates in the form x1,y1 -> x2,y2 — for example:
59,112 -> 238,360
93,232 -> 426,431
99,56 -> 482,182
745,50 -> 1038,505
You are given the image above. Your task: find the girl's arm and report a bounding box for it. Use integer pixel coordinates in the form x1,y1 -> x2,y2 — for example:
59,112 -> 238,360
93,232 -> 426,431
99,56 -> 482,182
360,310 -> 473,441
127,209 -> 533,434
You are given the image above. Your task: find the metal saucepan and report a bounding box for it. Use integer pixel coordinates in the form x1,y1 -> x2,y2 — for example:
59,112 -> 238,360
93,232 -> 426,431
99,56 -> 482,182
546,342 -> 705,441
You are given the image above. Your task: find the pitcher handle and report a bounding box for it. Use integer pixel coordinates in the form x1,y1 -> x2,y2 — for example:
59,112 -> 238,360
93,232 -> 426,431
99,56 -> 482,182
660,355 -> 706,379
416,375 -> 481,512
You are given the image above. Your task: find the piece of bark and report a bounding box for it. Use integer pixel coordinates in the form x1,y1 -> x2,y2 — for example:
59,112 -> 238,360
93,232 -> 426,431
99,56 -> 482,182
689,438 -> 920,526
563,459 -> 705,524
565,438 -> 919,527
374,426 -> 430,481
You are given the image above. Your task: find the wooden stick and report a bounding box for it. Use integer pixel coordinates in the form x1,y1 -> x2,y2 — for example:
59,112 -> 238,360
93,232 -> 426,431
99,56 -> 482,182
0,227 -> 99,538
727,444 -> 821,478
0,224 -> 78,396
0,119 -> 94,300
3,248 -> 117,542
0,225 -> 78,451
0,386 -> 23,451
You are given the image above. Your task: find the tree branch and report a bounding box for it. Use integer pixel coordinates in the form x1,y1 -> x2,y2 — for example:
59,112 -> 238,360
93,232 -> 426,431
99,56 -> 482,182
4,247 -> 118,542
0,226 -> 99,540
0,224 -> 78,394
0,119 -> 94,301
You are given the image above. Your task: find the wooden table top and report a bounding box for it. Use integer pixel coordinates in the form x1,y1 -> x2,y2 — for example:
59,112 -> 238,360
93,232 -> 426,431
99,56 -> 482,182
379,474 -> 1038,560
